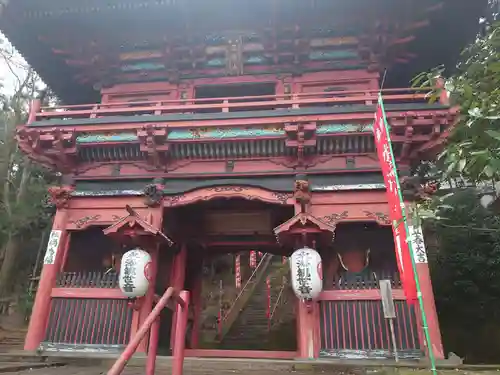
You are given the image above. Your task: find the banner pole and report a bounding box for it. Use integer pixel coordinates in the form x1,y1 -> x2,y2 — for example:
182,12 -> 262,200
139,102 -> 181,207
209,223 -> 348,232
378,93 -> 437,374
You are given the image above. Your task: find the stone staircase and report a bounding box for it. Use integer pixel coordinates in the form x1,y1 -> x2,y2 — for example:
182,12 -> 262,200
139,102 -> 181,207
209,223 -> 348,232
219,258 -> 294,350
198,257 -> 243,347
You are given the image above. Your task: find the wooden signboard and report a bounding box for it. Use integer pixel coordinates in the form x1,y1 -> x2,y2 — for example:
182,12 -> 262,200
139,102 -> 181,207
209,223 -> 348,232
379,279 -> 399,361
379,279 -> 396,319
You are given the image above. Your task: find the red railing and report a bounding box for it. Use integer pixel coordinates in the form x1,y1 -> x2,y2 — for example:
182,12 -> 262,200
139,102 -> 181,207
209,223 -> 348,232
31,87 -> 441,122
318,289 -> 421,359
107,287 -> 190,375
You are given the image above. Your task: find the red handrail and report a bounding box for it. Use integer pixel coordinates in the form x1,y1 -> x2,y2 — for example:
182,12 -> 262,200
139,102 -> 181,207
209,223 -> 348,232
39,87 -> 433,111
32,87 -> 437,122
107,287 -> 190,375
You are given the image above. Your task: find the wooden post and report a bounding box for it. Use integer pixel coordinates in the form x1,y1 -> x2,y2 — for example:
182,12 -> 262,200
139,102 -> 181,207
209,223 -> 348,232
27,99 -> 41,124
146,316 -> 160,375
436,77 -> 450,106
296,300 -> 320,359
190,268 -> 203,349
170,244 -> 187,349
108,288 -> 176,375
137,246 -> 159,353
416,262 -> 445,359
59,232 -> 71,272
379,280 -> 398,361
172,290 -> 190,375
293,201 -> 320,359
24,209 -> 69,351
408,222 -> 445,360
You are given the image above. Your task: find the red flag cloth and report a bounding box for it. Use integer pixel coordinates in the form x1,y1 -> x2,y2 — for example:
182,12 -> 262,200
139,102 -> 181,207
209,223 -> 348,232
373,102 -> 418,303
266,277 -> 271,319
235,254 -> 241,289
249,251 -> 257,268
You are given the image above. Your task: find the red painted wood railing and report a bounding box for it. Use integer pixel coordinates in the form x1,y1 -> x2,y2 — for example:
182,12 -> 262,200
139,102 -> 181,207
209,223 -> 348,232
31,87 -> 441,122
318,289 -> 421,359
107,287 -> 190,375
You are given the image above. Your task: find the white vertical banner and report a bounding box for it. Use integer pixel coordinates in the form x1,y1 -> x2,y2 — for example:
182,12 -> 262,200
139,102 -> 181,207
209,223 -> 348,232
408,225 -> 428,264
43,230 -> 63,265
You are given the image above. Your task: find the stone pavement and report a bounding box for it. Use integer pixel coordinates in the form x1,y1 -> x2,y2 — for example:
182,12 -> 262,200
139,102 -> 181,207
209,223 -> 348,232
0,361 -> 322,375
0,358 -> 384,375
3,357 -> 500,375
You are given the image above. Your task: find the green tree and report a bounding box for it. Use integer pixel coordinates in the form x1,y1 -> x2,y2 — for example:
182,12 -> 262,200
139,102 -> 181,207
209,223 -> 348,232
412,20 -> 500,183
427,189 -> 500,363
411,9 -> 500,362
0,38 -> 57,302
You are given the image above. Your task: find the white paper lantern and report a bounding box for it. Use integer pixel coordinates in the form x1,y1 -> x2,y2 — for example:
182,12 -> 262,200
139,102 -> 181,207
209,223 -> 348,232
119,248 -> 152,298
289,247 -> 323,301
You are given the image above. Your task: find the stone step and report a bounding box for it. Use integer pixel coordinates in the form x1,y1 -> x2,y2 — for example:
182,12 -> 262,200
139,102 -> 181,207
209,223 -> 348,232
219,262 -> 291,348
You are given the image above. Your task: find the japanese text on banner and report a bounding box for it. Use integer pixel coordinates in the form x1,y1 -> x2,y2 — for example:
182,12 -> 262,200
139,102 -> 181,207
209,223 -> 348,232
373,102 -> 417,303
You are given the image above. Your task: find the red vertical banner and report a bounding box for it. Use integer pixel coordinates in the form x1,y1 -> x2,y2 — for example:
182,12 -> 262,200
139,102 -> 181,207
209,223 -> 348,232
266,276 -> 271,330
249,251 -> 257,268
373,98 -> 417,303
218,279 -> 223,336
235,253 -> 241,289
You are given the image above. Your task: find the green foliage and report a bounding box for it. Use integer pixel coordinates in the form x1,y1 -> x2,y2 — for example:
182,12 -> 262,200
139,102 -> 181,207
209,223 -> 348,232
0,38 -> 58,299
413,22 -> 500,183
426,189 -> 500,362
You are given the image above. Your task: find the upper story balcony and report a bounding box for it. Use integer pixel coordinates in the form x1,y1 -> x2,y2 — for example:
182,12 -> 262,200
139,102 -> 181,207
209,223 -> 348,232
29,87 -> 452,128
18,86 -> 456,172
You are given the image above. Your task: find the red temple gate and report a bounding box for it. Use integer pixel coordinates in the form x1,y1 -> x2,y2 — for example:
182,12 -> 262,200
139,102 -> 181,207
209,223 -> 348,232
0,0 -> 478,367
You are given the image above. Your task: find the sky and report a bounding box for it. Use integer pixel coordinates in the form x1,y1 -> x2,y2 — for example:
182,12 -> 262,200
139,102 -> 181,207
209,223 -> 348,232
0,32 -> 29,95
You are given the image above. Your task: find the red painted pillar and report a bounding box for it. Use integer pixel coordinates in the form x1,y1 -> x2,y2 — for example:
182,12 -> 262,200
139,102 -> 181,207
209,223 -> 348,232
171,244 -> 187,290
172,290 -> 190,375
170,244 -> 187,348
293,200 -> 321,359
190,270 -> 203,348
436,77 -> 450,106
137,246 -> 159,353
416,262 -> 444,359
408,221 -> 445,359
59,233 -> 71,272
146,316 -> 160,375
296,300 -> 320,359
25,209 -> 69,351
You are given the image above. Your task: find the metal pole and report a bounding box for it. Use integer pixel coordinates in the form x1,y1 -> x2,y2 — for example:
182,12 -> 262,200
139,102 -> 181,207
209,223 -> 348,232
379,94 -> 437,375
389,319 -> 399,362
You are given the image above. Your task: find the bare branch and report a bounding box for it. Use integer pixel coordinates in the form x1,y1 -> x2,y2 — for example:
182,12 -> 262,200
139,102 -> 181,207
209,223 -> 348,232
0,47 -> 25,91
